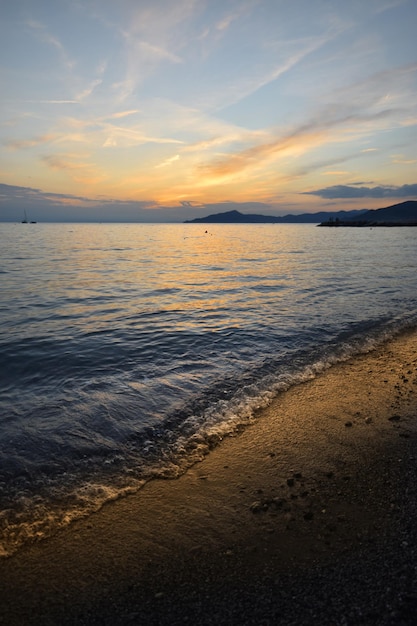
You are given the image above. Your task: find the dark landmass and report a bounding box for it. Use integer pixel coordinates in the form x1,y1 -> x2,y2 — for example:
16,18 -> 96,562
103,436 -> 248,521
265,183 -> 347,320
184,201 -> 417,225
184,208 -> 368,224
318,200 -> 417,227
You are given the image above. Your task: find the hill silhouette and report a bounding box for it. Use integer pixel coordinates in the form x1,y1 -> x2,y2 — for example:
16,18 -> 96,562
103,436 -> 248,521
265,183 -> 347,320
318,200 -> 417,226
184,208 -> 367,224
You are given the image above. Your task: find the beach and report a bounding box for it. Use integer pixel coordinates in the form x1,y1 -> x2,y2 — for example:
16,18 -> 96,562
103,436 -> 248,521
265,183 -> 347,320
1,329 -> 417,625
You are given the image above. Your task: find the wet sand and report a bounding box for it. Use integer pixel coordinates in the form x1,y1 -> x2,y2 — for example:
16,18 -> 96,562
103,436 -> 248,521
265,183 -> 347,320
1,330 -> 417,625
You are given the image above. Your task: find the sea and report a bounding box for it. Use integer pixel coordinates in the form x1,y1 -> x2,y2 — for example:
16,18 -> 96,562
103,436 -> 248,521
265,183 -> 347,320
1,221 -> 417,557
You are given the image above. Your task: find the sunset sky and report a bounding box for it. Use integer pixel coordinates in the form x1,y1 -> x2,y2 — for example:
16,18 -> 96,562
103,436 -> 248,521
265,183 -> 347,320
1,0 -> 416,222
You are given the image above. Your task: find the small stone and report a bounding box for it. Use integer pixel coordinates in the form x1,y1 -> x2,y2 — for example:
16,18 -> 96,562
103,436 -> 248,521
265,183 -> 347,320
250,501 -> 263,513
365,417 -> 372,424
271,497 -> 286,509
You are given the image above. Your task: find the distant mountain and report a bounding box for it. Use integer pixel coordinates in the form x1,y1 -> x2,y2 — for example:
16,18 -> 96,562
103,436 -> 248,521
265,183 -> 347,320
352,200 -> 417,223
318,200 -> 417,227
184,208 -> 368,224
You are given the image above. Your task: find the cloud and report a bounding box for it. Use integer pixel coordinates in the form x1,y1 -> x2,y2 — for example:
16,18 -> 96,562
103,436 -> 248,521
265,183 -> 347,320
115,0 -> 197,99
215,2 -> 257,32
5,135 -> 55,150
197,111 -> 366,179
41,153 -> 107,186
0,182 -> 93,205
198,77 -> 408,181
0,182 -> 152,214
206,33 -> 336,113
302,183 -> 417,199
100,124 -> 185,147
155,154 -> 180,168
391,155 -> 417,164
323,171 -> 351,176
331,62 -> 417,114
76,79 -> 103,102
54,110 -> 185,148
25,100 -> 79,105
26,19 -> 74,70
42,154 -> 92,171
138,41 -> 182,64
106,110 -> 140,120
374,0 -> 409,14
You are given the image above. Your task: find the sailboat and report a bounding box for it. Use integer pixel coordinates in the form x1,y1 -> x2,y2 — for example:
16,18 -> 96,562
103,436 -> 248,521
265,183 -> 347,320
21,210 -> 36,223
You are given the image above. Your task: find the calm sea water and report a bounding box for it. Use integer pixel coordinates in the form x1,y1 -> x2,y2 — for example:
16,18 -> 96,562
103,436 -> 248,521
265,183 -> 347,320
1,222 -> 417,556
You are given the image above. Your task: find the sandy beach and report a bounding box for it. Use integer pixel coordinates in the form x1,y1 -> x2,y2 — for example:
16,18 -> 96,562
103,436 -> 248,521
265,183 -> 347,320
1,329 -> 417,625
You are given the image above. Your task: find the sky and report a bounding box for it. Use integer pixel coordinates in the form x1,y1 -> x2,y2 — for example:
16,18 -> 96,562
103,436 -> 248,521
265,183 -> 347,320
1,0 -> 416,222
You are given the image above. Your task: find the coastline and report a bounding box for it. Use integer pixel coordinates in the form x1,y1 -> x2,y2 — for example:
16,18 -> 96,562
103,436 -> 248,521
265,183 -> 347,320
1,330 -> 417,625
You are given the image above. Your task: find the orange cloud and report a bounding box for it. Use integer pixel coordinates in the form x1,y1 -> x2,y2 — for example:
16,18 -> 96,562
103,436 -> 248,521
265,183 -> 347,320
198,127 -> 325,179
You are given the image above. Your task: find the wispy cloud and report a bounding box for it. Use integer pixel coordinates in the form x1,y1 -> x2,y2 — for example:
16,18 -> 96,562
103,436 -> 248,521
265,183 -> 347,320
323,171 -> 351,177
114,0 -> 198,100
22,100 -> 78,105
100,124 -> 184,148
41,153 -> 105,186
26,19 -> 74,70
42,154 -> 92,171
205,33 -> 337,113
5,134 -> 55,150
155,154 -> 180,168
106,110 -> 140,120
374,0 -> 409,14
215,1 -> 258,32
198,107 -> 396,180
76,79 -> 103,102
330,62 -> 417,114
391,154 -> 417,164
138,41 -> 182,64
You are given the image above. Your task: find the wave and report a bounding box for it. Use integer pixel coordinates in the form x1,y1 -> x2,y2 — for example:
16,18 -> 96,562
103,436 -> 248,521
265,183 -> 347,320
1,311 -> 417,558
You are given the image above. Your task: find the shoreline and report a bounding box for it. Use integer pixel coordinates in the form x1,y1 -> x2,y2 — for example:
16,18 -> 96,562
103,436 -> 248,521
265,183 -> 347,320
1,330 -> 417,625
